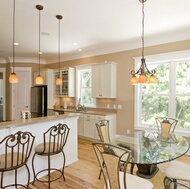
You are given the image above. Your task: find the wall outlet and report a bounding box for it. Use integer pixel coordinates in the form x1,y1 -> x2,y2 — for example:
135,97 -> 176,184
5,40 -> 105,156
70,102 -> 73,106
118,105 -> 122,109
113,105 -> 116,109
127,129 -> 130,134
107,104 -> 110,108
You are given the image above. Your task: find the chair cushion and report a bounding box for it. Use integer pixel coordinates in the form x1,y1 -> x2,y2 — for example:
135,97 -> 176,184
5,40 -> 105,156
105,171 -> 154,189
35,142 -> 61,154
165,160 -> 190,181
0,152 -> 25,169
161,122 -> 172,138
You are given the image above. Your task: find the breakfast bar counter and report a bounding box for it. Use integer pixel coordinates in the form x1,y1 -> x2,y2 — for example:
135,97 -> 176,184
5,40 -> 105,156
0,113 -> 79,186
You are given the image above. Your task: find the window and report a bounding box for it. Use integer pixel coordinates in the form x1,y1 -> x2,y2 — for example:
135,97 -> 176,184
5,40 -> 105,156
134,50 -> 190,135
76,66 -> 95,107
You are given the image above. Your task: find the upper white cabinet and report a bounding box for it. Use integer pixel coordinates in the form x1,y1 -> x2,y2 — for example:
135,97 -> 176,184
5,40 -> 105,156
54,67 -> 75,97
34,69 -> 58,108
92,62 -> 117,98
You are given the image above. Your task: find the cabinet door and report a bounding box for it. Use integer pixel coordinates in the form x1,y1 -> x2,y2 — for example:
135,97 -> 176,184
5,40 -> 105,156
54,68 -> 75,97
78,116 -> 84,136
101,63 -> 117,98
92,65 -> 102,98
83,114 -> 95,139
92,62 -> 117,98
54,71 -> 61,96
61,70 -> 69,96
84,119 -> 95,138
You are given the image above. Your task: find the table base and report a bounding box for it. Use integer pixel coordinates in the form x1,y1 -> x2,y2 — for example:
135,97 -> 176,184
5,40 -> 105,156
136,164 -> 159,179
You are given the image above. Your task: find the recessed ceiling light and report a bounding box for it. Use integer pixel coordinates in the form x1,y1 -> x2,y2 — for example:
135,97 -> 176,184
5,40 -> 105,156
78,49 -> 82,51
41,32 -> 50,36
73,42 -> 78,46
14,42 -> 19,45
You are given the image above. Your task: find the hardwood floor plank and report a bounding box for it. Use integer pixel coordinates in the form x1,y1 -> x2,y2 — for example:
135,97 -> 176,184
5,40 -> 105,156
29,138 -> 190,189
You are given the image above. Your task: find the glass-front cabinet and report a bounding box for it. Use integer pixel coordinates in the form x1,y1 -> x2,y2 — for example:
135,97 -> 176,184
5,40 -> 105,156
54,67 -> 75,97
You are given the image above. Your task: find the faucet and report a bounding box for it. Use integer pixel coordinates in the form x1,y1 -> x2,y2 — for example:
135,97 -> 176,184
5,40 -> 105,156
76,98 -> 85,111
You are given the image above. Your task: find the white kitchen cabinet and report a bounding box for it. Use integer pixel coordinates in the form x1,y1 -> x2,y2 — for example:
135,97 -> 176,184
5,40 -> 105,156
78,113 -> 116,141
54,68 -> 75,97
34,69 -> 58,109
83,114 -> 95,139
92,62 -> 117,98
78,114 -> 84,136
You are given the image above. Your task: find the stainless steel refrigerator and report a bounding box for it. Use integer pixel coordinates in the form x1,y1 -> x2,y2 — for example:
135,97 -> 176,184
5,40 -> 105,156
31,85 -> 47,117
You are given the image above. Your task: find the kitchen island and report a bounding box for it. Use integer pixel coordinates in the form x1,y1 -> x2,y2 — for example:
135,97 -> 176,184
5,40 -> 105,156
0,113 -> 79,186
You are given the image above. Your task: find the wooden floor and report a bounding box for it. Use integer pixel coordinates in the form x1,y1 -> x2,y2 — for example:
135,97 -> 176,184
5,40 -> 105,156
28,138 -> 190,189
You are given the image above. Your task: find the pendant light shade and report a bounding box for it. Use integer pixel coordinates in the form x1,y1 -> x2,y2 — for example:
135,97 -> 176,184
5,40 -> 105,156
35,75 -> 43,84
9,72 -> 18,83
130,0 -> 156,85
56,77 -> 62,85
35,5 -> 43,85
56,15 -> 63,85
9,0 -> 18,83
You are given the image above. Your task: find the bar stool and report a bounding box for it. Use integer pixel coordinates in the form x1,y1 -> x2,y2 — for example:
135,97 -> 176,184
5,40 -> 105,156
32,123 -> 70,189
0,131 -> 35,188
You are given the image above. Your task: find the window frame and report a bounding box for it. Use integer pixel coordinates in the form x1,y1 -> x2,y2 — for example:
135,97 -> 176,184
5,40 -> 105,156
134,50 -> 190,137
76,65 -> 96,107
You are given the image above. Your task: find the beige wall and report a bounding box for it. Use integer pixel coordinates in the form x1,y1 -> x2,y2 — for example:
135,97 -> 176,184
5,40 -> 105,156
3,39 -> 190,136
46,39 -> 190,135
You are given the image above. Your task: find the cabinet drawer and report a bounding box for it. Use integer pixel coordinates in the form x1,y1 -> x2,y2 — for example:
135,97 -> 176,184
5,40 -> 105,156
78,114 -> 84,119
83,114 -> 95,119
95,115 -> 106,120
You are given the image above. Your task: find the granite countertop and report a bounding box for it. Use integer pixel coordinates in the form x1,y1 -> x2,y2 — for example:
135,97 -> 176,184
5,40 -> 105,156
0,113 -> 80,129
53,108 -> 117,116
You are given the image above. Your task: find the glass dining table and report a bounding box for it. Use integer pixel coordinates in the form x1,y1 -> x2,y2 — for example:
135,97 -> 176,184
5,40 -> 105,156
112,131 -> 189,179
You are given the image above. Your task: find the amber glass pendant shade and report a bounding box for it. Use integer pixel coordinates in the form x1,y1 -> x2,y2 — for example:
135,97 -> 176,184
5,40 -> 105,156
9,72 -> 18,83
138,74 -> 146,83
56,77 -> 62,85
130,75 -> 138,85
149,74 -> 156,84
35,75 -> 43,84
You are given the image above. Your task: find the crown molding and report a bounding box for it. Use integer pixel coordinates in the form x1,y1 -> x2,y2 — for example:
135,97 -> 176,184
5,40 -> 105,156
0,57 -> 46,64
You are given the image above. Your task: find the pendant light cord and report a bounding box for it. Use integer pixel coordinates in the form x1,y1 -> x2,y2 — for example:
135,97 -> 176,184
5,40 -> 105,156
13,0 -> 16,73
58,18 -> 61,74
142,1 -> 145,59
38,8 -> 41,76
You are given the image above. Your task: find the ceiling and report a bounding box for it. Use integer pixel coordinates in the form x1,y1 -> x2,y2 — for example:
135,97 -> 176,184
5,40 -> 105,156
0,0 -> 190,64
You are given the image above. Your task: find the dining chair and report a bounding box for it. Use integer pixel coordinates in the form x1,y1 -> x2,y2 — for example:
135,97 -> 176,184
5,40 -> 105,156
96,120 -> 110,179
164,160 -> 190,189
32,123 -> 70,189
92,142 -> 154,189
0,131 -> 35,189
155,117 -> 178,138
96,120 -> 135,179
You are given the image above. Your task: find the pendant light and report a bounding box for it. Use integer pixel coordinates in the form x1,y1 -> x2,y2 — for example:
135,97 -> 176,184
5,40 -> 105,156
130,0 -> 156,85
56,15 -> 63,85
35,5 -> 43,85
9,0 -> 18,83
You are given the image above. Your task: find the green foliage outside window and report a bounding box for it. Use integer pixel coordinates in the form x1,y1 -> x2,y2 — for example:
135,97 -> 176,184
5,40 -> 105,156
141,60 -> 190,129
80,70 -> 94,105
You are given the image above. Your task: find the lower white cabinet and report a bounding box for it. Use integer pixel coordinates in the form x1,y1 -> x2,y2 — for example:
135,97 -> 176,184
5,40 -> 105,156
83,114 -> 95,139
78,114 -> 84,136
78,113 -> 116,141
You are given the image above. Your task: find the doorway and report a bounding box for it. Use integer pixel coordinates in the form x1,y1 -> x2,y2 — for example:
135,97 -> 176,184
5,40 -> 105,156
11,67 -> 31,120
